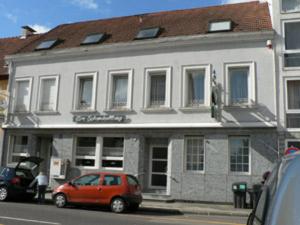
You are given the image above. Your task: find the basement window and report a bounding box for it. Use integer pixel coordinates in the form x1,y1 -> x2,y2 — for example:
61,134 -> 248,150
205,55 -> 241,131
208,21 -> 232,32
35,39 -> 59,50
81,33 -> 106,45
136,27 -> 161,39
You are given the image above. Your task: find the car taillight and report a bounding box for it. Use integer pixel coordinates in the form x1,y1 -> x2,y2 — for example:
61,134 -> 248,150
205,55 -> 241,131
11,177 -> 21,185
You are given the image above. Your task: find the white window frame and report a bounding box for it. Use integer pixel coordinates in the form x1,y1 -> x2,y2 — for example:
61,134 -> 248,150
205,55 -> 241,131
184,136 -> 205,173
73,72 -> 98,111
13,77 -> 33,113
182,65 -> 211,108
107,69 -> 133,110
144,67 -> 172,109
282,19 -> 300,69
8,135 -> 30,163
228,136 -> 251,175
100,136 -> 124,171
281,0 -> 300,13
73,136 -> 101,169
224,62 -> 256,106
284,77 -> 300,114
36,75 -> 59,113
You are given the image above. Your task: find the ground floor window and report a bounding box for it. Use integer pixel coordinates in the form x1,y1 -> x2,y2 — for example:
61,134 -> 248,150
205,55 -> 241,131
229,136 -> 250,173
185,136 -> 205,172
286,140 -> 300,149
9,135 -> 29,163
102,137 -> 124,170
75,137 -> 98,168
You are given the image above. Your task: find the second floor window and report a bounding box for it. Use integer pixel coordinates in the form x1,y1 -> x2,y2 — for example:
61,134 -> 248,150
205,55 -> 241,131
15,78 -> 32,112
282,0 -> 300,12
187,70 -> 205,106
74,72 -> 97,111
38,76 -> 58,112
112,76 -> 128,108
284,21 -> 300,67
229,67 -> 249,105
150,74 -> 166,107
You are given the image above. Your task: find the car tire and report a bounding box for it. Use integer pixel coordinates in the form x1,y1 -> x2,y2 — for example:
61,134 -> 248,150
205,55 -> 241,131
54,194 -> 67,208
0,186 -> 8,201
129,203 -> 139,212
110,197 -> 126,213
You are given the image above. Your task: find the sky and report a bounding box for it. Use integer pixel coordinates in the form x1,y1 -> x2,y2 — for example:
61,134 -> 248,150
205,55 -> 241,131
0,0 -> 262,38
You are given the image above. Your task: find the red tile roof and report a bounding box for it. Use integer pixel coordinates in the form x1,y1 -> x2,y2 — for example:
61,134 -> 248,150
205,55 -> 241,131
0,35 -> 41,76
18,1 -> 272,53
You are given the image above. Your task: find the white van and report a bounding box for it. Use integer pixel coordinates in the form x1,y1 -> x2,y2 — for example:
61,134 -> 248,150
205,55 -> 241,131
247,151 -> 300,225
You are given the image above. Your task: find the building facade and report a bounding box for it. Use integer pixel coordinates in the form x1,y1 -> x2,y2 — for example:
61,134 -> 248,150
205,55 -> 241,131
272,0 -> 300,152
2,2 -> 278,202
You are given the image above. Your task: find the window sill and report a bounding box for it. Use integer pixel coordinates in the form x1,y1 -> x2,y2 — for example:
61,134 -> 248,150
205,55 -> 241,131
184,170 -> 205,175
71,110 -> 97,114
179,106 -> 210,113
12,111 -> 31,115
229,172 -> 251,176
223,104 -> 258,110
34,111 -> 60,115
141,107 -> 174,113
283,66 -> 300,71
104,108 -> 134,113
101,167 -> 123,171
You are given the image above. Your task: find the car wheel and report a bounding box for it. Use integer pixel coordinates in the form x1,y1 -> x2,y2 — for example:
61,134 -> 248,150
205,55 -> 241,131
110,197 -> 126,213
129,203 -> 139,212
54,194 -> 67,208
0,186 -> 8,201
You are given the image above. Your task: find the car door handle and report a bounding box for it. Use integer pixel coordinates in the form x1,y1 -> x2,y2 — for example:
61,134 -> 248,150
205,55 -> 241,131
97,187 -> 102,191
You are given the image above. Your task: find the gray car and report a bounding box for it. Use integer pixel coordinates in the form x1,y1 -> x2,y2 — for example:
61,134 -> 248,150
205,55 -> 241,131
247,151 -> 300,225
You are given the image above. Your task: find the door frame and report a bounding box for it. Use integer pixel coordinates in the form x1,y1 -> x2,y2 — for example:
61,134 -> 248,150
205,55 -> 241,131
148,144 -> 168,189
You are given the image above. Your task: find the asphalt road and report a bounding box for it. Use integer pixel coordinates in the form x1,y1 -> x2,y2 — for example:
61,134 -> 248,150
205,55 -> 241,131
0,201 -> 247,225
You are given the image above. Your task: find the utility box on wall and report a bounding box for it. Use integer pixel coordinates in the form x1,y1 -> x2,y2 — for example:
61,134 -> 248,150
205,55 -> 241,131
50,157 -> 68,179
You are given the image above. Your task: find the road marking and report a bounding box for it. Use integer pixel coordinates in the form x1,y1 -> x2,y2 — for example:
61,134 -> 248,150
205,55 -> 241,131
127,214 -> 244,225
0,216 -> 60,225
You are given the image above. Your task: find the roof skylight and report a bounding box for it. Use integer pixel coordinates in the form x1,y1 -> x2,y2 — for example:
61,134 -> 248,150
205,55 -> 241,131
136,27 -> 161,39
35,39 -> 59,50
81,33 -> 106,45
208,21 -> 232,32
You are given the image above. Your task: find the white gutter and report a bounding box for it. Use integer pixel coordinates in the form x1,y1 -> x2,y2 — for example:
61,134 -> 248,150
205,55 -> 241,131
2,121 -> 277,129
5,30 -> 275,63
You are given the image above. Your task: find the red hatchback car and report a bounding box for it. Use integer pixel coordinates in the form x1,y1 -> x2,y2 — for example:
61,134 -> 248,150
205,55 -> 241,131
52,172 -> 142,213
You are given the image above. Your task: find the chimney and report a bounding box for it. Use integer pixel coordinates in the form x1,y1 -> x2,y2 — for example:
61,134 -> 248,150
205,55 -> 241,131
20,26 -> 36,39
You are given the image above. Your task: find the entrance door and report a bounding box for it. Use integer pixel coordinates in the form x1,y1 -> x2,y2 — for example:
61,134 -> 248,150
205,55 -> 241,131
149,146 -> 168,189
37,137 -> 52,177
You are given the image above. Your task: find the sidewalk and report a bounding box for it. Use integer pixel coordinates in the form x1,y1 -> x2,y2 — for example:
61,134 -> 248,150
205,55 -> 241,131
45,193 -> 251,217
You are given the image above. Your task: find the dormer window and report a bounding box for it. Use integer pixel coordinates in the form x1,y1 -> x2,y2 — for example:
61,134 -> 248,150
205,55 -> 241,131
81,33 -> 106,45
136,27 -> 161,40
208,20 -> 232,32
35,39 -> 59,50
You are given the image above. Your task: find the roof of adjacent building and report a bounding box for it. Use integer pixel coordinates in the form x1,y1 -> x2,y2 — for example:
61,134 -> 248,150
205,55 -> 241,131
0,35 -> 41,76
17,1 -> 272,53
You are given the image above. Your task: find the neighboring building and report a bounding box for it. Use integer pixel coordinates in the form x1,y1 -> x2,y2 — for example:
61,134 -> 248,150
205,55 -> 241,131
0,27 -> 41,158
272,0 -> 300,152
3,2 -> 278,202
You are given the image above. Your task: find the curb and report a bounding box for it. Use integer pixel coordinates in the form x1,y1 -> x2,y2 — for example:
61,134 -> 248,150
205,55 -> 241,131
140,205 -> 250,217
